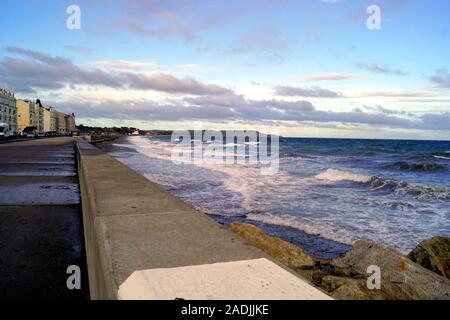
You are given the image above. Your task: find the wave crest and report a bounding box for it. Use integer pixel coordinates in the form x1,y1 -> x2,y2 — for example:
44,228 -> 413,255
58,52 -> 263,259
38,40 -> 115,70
316,168 -> 450,200
386,161 -> 448,171
315,169 -> 373,183
434,155 -> 450,160
368,177 -> 450,200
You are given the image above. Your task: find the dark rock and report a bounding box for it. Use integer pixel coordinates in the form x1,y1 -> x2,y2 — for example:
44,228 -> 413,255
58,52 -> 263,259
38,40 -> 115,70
228,222 -> 317,272
407,236 -> 450,279
332,240 -> 450,300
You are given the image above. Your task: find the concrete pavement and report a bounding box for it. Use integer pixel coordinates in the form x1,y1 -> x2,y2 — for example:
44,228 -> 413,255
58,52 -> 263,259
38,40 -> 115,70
0,138 -> 89,299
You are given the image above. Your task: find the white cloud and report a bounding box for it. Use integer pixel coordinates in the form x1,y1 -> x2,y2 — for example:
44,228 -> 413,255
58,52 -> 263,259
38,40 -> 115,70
92,60 -> 158,71
274,85 -> 343,98
291,73 -> 360,82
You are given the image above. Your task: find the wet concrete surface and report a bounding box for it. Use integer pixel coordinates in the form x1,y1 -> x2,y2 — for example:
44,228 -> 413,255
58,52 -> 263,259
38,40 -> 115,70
0,164 -> 76,176
0,176 -> 80,205
0,138 -> 89,299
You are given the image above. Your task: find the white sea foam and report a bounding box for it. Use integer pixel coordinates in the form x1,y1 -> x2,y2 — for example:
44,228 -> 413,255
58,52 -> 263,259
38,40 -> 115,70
126,136 -> 275,209
315,168 -> 373,183
434,155 -> 450,160
128,136 -> 173,161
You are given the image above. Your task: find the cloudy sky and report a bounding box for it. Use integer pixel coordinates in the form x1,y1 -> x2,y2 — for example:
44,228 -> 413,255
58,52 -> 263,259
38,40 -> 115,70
1,0 -> 449,139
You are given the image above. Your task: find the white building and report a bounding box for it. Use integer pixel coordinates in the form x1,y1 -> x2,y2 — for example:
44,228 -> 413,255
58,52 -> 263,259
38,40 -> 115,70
0,88 -> 17,135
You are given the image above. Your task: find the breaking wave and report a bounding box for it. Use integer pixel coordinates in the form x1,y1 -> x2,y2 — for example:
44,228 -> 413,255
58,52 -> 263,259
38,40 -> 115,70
315,168 -> 373,183
385,161 -> 448,171
367,177 -> 450,200
316,168 -> 450,200
434,155 -> 450,160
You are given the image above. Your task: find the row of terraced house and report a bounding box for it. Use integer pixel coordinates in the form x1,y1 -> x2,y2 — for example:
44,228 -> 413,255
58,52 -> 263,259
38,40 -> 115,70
0,88 -> 76,137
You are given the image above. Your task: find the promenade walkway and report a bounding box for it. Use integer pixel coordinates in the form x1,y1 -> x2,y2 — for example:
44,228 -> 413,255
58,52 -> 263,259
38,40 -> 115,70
0,138 -> 89,299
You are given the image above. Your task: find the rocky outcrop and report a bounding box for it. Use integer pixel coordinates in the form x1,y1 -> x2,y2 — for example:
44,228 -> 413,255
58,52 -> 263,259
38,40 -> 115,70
228,222 -> 450,300
330,240 -> 450,300
228,222 -> 318,271
407,237 -> 450,279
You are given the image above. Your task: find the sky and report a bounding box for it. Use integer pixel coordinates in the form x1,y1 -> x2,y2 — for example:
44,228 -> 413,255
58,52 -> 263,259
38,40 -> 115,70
0,0 -> 449,139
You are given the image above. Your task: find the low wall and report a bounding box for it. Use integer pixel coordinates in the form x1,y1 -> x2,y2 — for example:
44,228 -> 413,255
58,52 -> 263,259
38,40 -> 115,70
76,138 -> 331,300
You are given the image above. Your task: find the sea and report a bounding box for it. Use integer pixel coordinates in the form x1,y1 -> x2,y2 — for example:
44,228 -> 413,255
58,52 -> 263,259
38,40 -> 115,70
106,135 -> 450,259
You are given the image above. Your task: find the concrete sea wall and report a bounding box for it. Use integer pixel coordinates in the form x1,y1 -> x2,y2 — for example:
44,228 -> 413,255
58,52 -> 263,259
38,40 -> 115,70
76,138 -> 330,299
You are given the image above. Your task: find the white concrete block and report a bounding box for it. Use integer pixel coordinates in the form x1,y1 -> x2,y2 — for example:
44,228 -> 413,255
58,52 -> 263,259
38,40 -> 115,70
118,258 -> 332,300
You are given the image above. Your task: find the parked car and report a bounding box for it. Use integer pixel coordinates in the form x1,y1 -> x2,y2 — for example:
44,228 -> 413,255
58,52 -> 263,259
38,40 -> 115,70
0,123 -> 10,138
26,132 -> 35,138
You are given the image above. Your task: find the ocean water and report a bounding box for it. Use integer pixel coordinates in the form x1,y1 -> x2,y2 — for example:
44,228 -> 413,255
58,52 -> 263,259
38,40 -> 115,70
107,136 -> 450,258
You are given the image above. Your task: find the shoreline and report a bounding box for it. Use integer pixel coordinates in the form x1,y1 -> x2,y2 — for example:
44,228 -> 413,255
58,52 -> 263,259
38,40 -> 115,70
77,137 -> 334,299
212,214 -> 351,260
96,134 -> 351,260
93,135 -> 450,299
97,135 -> 445,259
